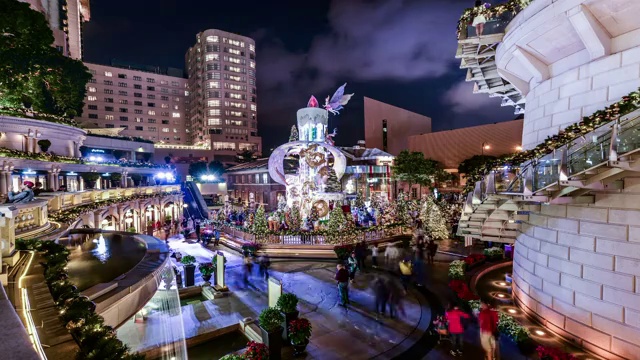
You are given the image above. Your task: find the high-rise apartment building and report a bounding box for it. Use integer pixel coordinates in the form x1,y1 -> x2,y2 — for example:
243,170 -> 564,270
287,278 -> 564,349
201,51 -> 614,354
75,61 -> 189,145
20,0 -> 91,59
185,29 -> 262,163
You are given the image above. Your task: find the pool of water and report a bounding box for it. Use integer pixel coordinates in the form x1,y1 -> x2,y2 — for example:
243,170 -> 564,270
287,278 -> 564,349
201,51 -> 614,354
187,331 -> 248,360
179,294 -> 209,307
62,232 -> 147,291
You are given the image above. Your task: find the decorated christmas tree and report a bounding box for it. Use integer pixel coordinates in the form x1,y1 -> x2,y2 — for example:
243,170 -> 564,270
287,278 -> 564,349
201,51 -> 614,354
353,192 -> 365,210
325,168 -> 342,192
394,192 -> 413,226
326,205 -> 347,243
286,204 -> 302,231
251,205 -> 269,236
289,125 -> 299,142
420,195 -> 449,240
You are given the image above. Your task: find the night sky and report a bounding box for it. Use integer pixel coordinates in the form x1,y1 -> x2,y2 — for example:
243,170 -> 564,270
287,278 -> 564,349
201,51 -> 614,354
83,0 -> 516,153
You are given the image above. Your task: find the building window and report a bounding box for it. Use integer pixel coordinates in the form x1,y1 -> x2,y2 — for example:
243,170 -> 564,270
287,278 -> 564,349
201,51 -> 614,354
134,84 -> 142,89
105,124 -> 115,128
147,86 -> 155,91
105,106 -> 114,111
262,173 -> 268,184
162,128 -> 170,133
171,81 -> 179,87
148,110 -> 156,115
134,101 -> 142,106
212,142 -> 236,150
133,76 -> 142,81
118,73 -> 126,79
149,127 -> 157,132
119,108 -> 128,113
161,95 -> 169,101
208,109 -> 221,116
104,71 -> 112,77
208,118 -> 221,126
148,119 -> 156,123
119,116 -> 128,121
162,120 -> 169,124
382,119 -> 388,152
172,112 -> 180,118
105,115 -> 114,120
147,78 -> 155,83
161,111 -> 169,116
88,105 -> 98,110
135,126 -> 143,131
208,100 -> 220,107
104,89 -> 113,94
88,87 -> 96,92
148,102 -> 155,107
206,35 -> 219,43
134,93 -> 142,97
104,80 -> 113,85
135,117 -> 143,122
119,91 -> 128,96
87,96 -> 97,101
134,109 -> 143,114
88,114 -> 98,119
119,99 -> 128,105
104,97 -> 113,103
118,82 -> 127,87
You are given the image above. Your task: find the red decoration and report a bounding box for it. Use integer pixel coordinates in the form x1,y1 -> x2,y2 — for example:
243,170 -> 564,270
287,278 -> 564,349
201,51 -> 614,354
307,95 -> 319,108
449,280 -> 479,301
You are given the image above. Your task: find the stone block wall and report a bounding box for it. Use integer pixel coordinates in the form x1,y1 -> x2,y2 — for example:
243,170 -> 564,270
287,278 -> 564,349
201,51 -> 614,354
513,181 -> 640,359
522,48 -> 640,149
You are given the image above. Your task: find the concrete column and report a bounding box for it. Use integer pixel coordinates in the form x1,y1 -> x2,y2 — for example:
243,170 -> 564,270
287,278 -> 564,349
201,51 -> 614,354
79,177 -> 84,191
0,171 -> 6,195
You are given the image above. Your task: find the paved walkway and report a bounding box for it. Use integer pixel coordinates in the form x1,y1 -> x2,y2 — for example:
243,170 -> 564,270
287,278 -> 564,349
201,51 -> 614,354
118,234 -> 430,359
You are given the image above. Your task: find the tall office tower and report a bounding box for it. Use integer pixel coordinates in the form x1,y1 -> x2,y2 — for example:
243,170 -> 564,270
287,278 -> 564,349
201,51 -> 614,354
185,29 -> 262,163
20,0 -> 91,59
75,61 -> 189,145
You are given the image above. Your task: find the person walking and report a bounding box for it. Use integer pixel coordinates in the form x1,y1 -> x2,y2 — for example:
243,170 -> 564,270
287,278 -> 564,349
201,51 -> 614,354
214,228 -> 221,246
387,278 -> 405,318
445,305 -> 470,357
478,302 -> 500,360
243,254 -> 252,287
427,240 -> 438,265
372,277 -> 389,316
355,241 -> 366,271
195,220 -> 201,243
347,252 -> 358,283
335,264 -> 350,306
398,258 -> 413,291
259,254 -> 271,280
370,244 -> 379,268
163,222 -> 171,242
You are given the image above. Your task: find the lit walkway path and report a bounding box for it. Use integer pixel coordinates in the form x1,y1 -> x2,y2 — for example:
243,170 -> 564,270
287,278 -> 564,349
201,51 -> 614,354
131,235 -> 431,360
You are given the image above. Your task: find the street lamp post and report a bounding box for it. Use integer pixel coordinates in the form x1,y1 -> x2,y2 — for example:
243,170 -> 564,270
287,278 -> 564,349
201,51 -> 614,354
481,142 -> 491,155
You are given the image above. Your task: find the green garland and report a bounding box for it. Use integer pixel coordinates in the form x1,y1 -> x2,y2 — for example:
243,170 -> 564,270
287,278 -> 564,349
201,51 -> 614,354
49,191 -> 181,223
239,223 -> 407,244
0,147 -> 170,169
463,89 -> 640,194
457,0 -> 532,39
0,106 -> 78,127
16,239 -> 144,359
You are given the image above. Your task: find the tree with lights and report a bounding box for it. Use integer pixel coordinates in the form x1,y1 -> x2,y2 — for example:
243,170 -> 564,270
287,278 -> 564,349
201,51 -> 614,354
326,205 -> 347,243
353,192 -> 365,210
286,205 -> 302,231
251,205 -> 269,236
325,168 -> 342,193
289,125 -> 299,142
0,0 -> 91,120
420,195 -> 449,240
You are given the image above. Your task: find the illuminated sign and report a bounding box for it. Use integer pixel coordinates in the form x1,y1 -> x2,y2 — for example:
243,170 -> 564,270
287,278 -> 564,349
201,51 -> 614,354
67,172 -> 78,176
90,149 -> 105,153
22,169 -> 36,175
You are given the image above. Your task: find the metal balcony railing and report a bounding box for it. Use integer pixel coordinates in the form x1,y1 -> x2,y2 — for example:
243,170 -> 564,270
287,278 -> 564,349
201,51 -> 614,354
460,11 -> 516,40
478,109 -> 640,201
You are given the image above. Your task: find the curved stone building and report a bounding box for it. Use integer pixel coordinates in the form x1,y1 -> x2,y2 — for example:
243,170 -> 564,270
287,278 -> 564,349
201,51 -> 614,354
457,0 -> 640,358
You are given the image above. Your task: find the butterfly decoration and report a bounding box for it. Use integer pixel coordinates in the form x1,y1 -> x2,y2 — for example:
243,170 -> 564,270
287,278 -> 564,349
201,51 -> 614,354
324,83 -> 354,115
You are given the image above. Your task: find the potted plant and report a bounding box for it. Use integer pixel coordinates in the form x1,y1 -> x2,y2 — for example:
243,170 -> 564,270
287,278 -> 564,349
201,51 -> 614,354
288,318 -> 312,356
110,173 -> 122,187
536,345 -> 576,360
244,341 -> 269,360
181,255 -> 197,287
242,242 -> 261,256
333,244 -> 354,260
37,139 -> 52,152
483,247 -> 505,262
81,172 -> 100,189
130,173 -> 142,186
258,307 -> 285,360
219,354 -> 244,360
276,293 -> 299,343
198,262 -> 215,285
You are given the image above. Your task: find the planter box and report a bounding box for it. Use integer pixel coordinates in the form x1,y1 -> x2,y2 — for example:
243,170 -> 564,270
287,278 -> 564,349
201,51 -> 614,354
282,310 -> 299,344
260,326 -> 283,360
184,264 -> 196,287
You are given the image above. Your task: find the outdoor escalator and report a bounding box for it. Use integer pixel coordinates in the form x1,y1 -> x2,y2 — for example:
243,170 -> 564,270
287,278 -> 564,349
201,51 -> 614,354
182,181 -> 209,220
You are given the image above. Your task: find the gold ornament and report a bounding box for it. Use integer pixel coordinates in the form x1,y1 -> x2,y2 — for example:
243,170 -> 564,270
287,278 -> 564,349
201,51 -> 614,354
313,200 -> 330,217
302,181 -> 316,195
306,152 -> 325,168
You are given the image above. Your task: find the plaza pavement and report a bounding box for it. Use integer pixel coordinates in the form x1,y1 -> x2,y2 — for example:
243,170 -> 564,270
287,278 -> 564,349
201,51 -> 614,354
119,234 -> 431,360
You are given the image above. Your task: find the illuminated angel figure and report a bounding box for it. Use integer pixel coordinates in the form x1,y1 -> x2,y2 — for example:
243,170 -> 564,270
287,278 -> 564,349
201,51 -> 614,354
326,128 -> 337,145
324,83 -> 354,115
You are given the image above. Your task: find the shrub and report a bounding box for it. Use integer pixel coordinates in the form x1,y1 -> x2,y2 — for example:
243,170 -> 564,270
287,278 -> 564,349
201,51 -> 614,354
244,341 -> 269,360
198,262 -> 215,276
484,247 -> 504,260
448,260 -> 466,279
333,244 -> 354,260
180,255 -> 196,265
288,318 -> 312,345
536,345 -> 576,360
242,242 -> 261,256
219,354 -> 244,360
463,253 -> 485,267
276,293 -> 299,313
258,307 -> 285,333
448,280 -> 478,301
37,139 -> 52,151
498,312 -> 530,343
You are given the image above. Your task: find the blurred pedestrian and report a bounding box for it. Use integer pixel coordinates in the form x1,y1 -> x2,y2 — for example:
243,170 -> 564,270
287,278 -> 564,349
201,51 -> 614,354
243,254 -> 252,287
348,252 -> 358,283
370,244 -> 379,268
478,302 -> 500,360
372,277 -> 389,316
427,240 -> 438,265
399,258 -> 413,291
214,228 -> 221,246
335,264 -> 350,306
387,278 -> 406,318
446,304 -> 470,357
259,253 -> 271,280
355,241 -> 366,270
195,220 -> 201,243
163,222 -> 171,242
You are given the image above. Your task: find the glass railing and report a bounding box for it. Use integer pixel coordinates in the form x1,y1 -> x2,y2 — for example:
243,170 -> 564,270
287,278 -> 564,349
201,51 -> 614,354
616,115 -> 640,154
462,11 -> 515,40
533,156 -> 561,191
567,124 -> 614,175
494,166 -> 521,192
